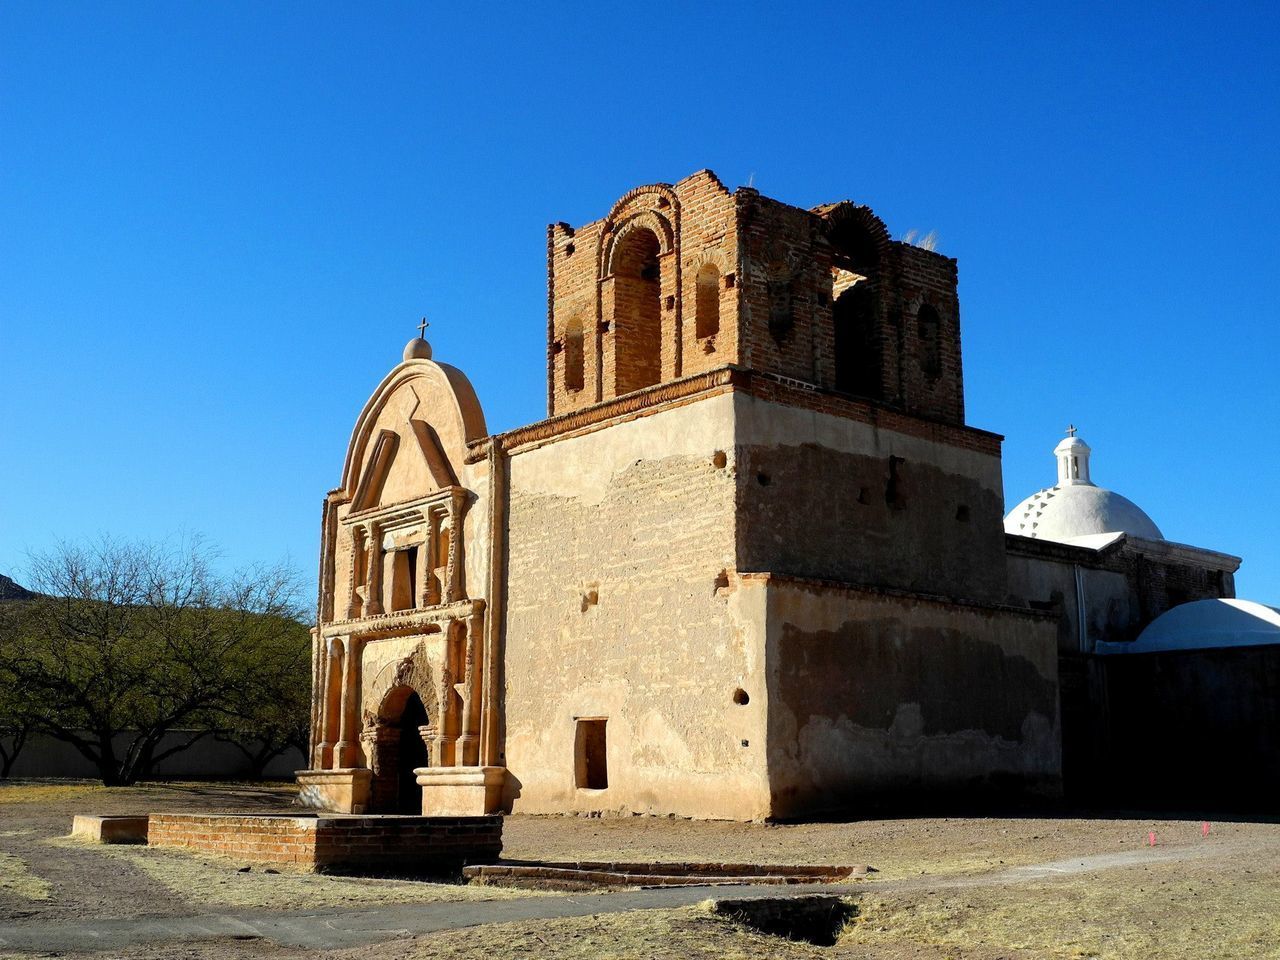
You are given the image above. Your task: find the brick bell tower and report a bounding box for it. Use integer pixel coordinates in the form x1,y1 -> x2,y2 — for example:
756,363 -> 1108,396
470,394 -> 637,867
546,169 -> 966,426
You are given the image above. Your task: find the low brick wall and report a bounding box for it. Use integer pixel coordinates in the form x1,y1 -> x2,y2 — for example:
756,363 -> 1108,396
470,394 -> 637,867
463,860 -> 866,889
147,813 -> 502,874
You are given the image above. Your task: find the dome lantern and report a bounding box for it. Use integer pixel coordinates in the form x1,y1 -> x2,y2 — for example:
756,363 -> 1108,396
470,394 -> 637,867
1055,425 -> 1092,486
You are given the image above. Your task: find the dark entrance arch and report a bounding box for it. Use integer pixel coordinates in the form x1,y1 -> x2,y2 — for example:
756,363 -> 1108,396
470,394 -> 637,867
368,685 -> 432,814
396,691 -> 430,814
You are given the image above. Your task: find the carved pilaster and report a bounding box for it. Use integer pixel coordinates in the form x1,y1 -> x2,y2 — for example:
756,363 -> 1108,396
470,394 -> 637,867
364,523 -> 384,616
335,635 -> 363,768
458,612 -> 483,766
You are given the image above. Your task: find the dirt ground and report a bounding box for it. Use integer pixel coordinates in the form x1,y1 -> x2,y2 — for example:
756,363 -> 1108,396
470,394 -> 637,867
2,780 -> 1278,959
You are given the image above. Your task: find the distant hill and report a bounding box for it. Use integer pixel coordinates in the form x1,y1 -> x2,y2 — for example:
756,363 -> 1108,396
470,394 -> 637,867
0,574 -> 36,602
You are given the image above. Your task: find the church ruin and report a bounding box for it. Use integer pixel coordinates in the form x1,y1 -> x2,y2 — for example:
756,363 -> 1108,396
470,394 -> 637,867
297,170 -> 1250,820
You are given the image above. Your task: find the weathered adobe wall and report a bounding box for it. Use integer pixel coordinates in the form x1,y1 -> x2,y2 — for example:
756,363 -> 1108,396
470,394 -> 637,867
759,576 -> 1060,818
1005,547 -> 1136,654
1005,535 -> 1237,652
148,813 -> 502,873
501,392 -> 771,819
548,171 -> 738,415
734,393 -> 1008,604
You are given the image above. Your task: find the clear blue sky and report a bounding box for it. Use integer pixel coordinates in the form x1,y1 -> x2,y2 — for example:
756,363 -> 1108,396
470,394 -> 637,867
2,2 -> 1277,602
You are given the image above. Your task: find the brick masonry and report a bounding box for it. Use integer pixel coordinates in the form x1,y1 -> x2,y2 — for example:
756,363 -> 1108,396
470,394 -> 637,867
547,170 -> 964,426
147,813 -> 502,873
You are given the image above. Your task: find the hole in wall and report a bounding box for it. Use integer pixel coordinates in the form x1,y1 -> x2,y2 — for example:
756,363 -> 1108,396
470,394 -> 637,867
757,473 -> 771,487
713,569 -> 731,595
724,272 -> 736,288
741,739 -> 750,747
733,688 -> 750,705
856,487 -> 870,505
665,295 -> 675,310
884,456 -> 905,509
580,587 -> 599,613
956,504 -> 970,522
565,242 -> 575,256
712,450 -> 727,469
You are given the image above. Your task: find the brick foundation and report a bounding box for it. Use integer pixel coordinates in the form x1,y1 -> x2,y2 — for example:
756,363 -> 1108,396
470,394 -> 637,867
147,813 -> 502,874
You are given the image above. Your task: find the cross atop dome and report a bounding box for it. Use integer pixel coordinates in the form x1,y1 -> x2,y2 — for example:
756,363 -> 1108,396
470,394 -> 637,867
1066,424 -> 1077,437
403,316 -> 434,362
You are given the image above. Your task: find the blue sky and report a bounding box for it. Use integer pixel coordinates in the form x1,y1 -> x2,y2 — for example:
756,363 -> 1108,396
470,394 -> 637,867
2,2 -> 1277,602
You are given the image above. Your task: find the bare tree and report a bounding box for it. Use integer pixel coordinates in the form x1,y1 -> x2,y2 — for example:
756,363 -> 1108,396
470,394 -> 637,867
0,537 -> 311,785
0,646 -> 37,777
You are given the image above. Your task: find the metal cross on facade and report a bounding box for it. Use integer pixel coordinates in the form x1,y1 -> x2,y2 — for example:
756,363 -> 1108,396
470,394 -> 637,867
417,317 -> 429,339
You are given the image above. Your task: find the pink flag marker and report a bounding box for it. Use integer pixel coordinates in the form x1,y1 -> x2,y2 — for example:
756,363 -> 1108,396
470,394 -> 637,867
1148,831 -> 1157,847
1202,821 -> 1211,837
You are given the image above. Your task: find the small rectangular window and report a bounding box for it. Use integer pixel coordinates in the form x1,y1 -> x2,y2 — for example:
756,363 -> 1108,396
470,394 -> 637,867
574,718 -> 608,789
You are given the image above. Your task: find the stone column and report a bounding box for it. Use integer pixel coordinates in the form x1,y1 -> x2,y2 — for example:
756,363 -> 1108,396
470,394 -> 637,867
348,527 -> 366,619
364,524 -> 384,616
334,635 -> 363,768
415,539 -> 431,609
444,504 -> 460,603
458,612 -> 483,766
420,724 -> 440,768
318,638 -> 341,769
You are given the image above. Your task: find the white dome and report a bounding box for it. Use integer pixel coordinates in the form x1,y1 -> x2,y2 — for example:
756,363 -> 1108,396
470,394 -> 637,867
1005,483 -> 1163,542
1097,599 -> 1280,654
1004,428 -> 1163,544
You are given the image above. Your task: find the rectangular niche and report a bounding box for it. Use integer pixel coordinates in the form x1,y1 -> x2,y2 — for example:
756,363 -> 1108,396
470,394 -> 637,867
574,717 -> 608,790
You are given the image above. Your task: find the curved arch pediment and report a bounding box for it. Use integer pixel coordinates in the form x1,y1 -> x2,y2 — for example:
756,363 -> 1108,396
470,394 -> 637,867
339,359 -> 487,506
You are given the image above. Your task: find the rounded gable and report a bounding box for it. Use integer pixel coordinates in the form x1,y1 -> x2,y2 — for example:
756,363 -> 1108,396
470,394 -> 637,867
339,355 -> 487,499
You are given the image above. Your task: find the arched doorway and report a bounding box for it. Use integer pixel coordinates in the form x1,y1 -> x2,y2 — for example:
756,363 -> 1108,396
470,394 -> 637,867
367,685 -> 433,814
611,227 -> 663,394
396,691 -> 430,814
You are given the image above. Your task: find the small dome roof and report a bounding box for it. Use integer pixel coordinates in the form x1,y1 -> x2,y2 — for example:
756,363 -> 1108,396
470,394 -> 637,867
1097,599 -> 1280,654
1004,428 -> 1163,544
404,337 -> 433,361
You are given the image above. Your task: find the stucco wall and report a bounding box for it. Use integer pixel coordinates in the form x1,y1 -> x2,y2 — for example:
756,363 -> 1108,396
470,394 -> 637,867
761,576 -> 1060,818
501,393 -> 771,819
735,393 -> 1009,604
1005,549 -> 1136,654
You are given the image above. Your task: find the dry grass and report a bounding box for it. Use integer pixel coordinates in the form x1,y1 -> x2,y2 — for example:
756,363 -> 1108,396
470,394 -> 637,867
845,853 -> 1280,960
366,908 -> 839,960
0,781 -> 111,806
355,841 -> 1280,960
504,814 -> 1250,882
47,836 -> 545,911
0,851 -> 51,901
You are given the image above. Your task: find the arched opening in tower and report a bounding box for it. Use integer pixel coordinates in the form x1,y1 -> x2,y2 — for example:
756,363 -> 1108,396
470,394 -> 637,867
833,282 -> 882,398
611,228 -> 663,394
